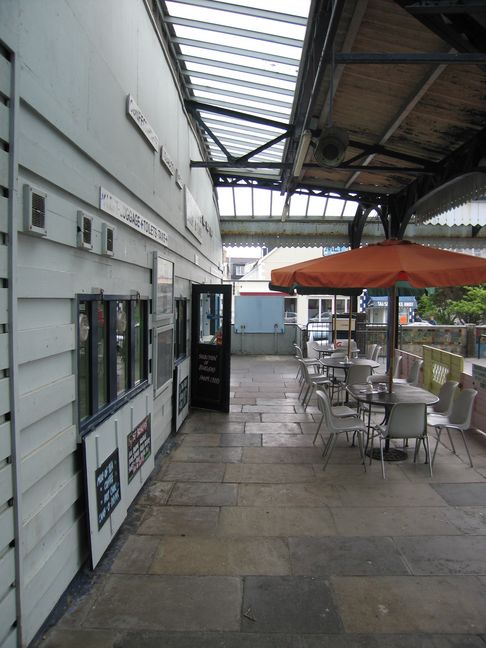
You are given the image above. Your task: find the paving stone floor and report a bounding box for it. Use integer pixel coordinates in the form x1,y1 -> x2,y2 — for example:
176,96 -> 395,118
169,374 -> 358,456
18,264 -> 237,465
36,356 -> 486,648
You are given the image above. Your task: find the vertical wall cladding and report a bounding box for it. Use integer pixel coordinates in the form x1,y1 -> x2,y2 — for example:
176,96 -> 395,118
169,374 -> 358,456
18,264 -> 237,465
0,0 -> 224,644
0,41 -> 19,648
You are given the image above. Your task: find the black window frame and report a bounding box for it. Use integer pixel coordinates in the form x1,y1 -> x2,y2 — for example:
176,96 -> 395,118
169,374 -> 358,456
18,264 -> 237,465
174,298 -> 188,362
77,294 -> 149,435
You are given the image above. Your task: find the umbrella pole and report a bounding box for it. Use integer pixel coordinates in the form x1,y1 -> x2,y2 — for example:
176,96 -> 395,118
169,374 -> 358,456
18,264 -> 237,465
388,283 -> 397,394
333,295 -> 337,346
347,305 -> 352,357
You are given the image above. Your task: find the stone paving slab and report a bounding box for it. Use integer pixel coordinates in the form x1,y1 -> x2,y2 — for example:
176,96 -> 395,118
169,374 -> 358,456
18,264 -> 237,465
224,463 -> 316,484
431,482 -> 486,506
168,482 -> 238,507
143,480 -> 174,505
149,536 -> 290,576
170,446 -> 242,463
138,506 -> 219,536
39,630 -> 486,648
245,422 -> 304,434
111,535 -> 160,574
242,447 -> 323,464
442,506 -> 486,534
394,535 -> 486,574
313,463 -> 408,482
159,462 -> 226,482
332,575 -> 486,634
237,483 -> 342,507
242,405 -> 297,413
336,482 -> 449,508
289,537 -> 410,576
84,574 -> 242,631
218,506 -> 337,537
261,413 -> 316,423
400,462 -> 486,483
262,433 -> 315,447
220,433 -> 262,447
331,506 -> 464,537
241,576 -> 342,634
181,433 -> 221,446
37,629 -> 120,647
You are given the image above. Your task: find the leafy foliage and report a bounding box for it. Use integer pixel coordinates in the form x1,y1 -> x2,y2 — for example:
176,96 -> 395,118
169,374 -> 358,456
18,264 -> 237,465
417,285 -> 486,324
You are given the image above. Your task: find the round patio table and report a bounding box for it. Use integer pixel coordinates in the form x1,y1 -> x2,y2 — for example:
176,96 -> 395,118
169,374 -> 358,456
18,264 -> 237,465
347,382 -> 439,461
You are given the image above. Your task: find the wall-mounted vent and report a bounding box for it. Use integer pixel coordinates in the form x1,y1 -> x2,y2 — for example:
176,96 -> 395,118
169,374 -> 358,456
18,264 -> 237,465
23,184 -> 47,236
102,223 -> 115,256
77,210 -> 93,250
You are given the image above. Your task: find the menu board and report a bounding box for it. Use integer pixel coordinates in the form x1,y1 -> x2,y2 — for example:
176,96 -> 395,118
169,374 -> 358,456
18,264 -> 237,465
127,415 -> 152,483
195,349 -> 222,404
95,448 -> 121,530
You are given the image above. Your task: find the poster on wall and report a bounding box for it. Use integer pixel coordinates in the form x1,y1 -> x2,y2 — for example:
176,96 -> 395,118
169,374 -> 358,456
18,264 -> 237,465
127,415 -> 152,483
95,448 -> 121,530
175,357 -> 190,431
153,252 -> 174,319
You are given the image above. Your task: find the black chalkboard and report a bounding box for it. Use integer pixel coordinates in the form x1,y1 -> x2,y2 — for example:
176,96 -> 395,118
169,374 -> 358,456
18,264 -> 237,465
95,448 -> 121,530
195,348 -> 222,402
127,414 -> 152,483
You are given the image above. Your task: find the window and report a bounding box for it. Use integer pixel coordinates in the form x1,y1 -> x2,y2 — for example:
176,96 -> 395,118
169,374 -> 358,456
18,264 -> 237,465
78,295 -> 149,433
174,298 -> 188,361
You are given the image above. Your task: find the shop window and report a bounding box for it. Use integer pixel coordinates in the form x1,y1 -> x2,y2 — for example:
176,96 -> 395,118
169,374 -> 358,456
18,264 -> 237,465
174,298 -> 188,361
78,295 -> 148,433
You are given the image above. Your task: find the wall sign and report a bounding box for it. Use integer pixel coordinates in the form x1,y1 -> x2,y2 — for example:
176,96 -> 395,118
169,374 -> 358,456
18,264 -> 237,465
126,94 -> 159,151
175,170 -> 183,190
95,448 -> 121,530
100,187 -> 168,246
127,415 -> 151,483
160,145 -> 175,176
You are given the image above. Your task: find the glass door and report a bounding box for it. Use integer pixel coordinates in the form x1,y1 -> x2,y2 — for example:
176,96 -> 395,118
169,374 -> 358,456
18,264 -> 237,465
191,284 -> 232,412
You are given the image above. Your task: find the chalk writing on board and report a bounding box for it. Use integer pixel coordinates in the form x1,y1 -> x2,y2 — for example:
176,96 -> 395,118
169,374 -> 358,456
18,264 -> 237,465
127,415 -> 152,483
95,448 -> 121,530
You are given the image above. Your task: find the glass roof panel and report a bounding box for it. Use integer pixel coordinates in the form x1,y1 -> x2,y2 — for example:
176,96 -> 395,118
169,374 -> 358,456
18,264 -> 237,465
178,44 -> 300,76
160,0 -> 311,216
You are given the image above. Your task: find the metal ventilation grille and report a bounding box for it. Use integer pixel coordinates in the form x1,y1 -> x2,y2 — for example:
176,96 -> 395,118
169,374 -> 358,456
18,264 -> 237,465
82,216 -> 92,245
106,227 -> 113,252
77,210 -> 93,249
31,192 -> 46,229
102,223 -> 115,256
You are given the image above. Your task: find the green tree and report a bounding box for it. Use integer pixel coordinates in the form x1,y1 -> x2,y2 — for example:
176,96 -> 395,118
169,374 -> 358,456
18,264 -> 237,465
417,285 -> 486,324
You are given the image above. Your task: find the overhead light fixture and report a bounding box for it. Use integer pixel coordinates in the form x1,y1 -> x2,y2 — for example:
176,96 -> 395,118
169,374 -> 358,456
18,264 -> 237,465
314,126 -> 349,168
292,130 -> 312,178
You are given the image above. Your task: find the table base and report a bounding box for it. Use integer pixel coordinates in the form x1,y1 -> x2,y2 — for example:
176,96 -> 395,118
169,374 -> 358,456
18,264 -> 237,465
366,448 -> 408,462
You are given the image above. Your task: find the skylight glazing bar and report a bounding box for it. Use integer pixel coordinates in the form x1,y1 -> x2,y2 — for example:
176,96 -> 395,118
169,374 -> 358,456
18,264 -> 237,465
182,70 -> 294,96
196,99 -> 289,120
167,0 -> 307,26
173,38 -> 300,66
178,54 -> 297,82
189,84 -> 293,108
165,16 -> 304,48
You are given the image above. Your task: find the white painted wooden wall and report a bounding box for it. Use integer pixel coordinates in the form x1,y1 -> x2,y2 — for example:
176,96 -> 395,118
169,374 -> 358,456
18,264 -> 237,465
0,41 -> 18,648
0,0 -> 224,644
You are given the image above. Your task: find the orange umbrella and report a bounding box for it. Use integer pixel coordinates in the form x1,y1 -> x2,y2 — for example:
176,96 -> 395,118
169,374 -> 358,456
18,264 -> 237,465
271,239 -> 486,290
271,239 -> 486,391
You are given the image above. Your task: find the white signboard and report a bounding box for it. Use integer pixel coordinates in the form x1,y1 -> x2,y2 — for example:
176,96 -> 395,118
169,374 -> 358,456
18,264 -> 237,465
184,186 -> 203,242
160,145 -> 175,176
100,187 -> 168,246
126,94 -> 159,150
